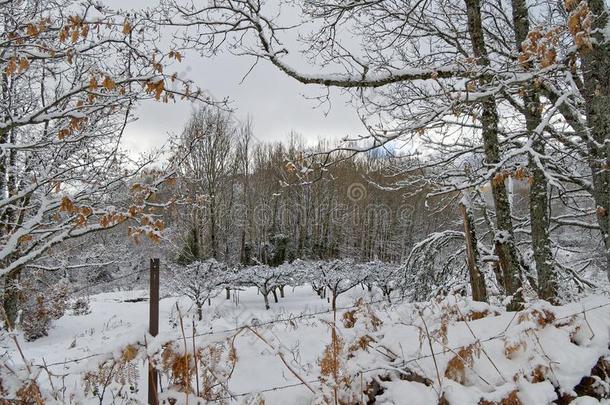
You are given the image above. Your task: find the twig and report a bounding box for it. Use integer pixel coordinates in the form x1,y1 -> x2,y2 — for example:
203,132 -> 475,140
581,303 -> 595,340
42,358 -> 58,399
454,304 -> 507,382
242,326 -> 316,393
192,319 -> 200,397
418,309 -> 443,397
176,303 -> 191,404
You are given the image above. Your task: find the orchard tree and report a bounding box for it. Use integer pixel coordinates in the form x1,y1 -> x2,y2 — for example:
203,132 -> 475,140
319,260 -> 367,316
168,259 -> 229,320
240,264 -> 282,310
362,260 -> 400,303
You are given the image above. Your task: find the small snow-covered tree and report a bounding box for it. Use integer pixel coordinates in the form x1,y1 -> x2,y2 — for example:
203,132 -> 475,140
362,260 -> 400,303
240,265 -> 283,310
17,272 -> 69,340
291,260 -> 326,298
168,259 -> 230,320
320,260 -> 367,315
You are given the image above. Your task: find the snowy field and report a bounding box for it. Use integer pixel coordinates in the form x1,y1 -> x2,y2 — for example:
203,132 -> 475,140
4,286 -> 610,404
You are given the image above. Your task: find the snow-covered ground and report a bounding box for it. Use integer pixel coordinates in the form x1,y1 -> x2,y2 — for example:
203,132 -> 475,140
4,286 -> 610,404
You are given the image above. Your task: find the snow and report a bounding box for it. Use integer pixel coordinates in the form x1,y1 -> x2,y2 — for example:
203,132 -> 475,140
3,286 -> 610,404
376,380 -> 437,404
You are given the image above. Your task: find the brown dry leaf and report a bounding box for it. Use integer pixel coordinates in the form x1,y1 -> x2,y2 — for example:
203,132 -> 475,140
18,234 -> 33,245
492,172 -> 506,186
445,344 -> 476,384
88,76 -> 99,90
5,58 -> 17,76
58,128 -> 71,140
501,390 -> 522,405
18,57 -> 29,72
26,23 -> 39,37
102,76 -> 117,91
59,196 -> 77,213
122,19 -> 132,35
597,206 -> 607,218
529,365 -> 549,383
504,340 -> 527,359
122,345 -> 138,362
58,27 -> 68,42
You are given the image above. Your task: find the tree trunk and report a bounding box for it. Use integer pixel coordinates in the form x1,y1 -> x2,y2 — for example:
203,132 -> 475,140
210,196 -> 218,259
510,0 -> 557,303
460,202 -> 488,302
581,0 -> 610,281
384,290 -> 392,304
196,302 -> 203,321
465,0 -> 523,309
272,288 -> 278,303
528,148 -> 557,301
2,267 -> 21,327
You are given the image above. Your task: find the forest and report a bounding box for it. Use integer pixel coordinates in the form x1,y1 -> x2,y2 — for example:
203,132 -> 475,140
1,0 -> 610,404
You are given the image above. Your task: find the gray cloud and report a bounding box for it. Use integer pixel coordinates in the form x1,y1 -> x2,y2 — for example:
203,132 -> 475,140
109,1 -> 366,154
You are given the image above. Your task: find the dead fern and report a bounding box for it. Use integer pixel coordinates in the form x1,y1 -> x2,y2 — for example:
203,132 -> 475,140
161,344 -> 193,392
444,343 -> 479,385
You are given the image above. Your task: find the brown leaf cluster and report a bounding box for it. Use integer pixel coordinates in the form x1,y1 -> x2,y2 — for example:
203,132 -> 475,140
444,343 -> 480,385
566,0 -> 593,53
519,27 -> 561,69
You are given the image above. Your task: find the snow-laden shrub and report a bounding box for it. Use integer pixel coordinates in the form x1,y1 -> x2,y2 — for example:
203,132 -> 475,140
400,231 -> 468,301
18,276 -> 69,341
83,345 -> 140,403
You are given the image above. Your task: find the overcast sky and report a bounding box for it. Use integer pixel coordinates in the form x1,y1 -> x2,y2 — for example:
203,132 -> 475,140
113,1 -> 366,155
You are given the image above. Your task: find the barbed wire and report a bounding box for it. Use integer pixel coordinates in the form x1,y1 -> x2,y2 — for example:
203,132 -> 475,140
31,298 -> 610,386
208,365 -> 403,402
39,294 -> 403,368
202,300 -> 610,402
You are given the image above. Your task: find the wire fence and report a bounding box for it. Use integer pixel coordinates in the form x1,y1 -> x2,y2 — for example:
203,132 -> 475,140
15,294 -> 610,402
202,300 -> 610,402
40,294 -> 404,368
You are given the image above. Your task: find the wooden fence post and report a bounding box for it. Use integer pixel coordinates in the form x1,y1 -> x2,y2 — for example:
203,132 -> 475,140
148,258 -> 160,405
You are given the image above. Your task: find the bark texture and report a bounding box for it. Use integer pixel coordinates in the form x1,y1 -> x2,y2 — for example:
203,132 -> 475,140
511,0 -> 557,301
465,0 -> 524,309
